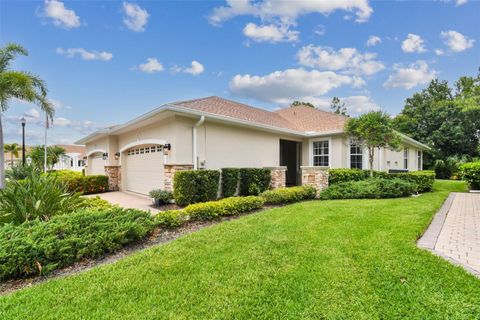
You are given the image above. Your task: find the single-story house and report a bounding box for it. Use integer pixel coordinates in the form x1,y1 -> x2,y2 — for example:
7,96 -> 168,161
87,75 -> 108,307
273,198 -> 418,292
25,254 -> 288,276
52,144 -> 86,172
75,96 -> 429,195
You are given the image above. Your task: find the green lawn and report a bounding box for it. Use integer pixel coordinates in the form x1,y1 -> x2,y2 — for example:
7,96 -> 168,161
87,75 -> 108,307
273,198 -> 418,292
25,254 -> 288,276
1,180 -> 479,319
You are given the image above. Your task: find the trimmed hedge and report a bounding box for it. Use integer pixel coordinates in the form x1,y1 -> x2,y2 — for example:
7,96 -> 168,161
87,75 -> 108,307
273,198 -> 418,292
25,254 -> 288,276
261,186 -> 317,204
155,210 -> 189,228
0,208 -> 156,280
184,196 -> 265,220
239,168 -> 271,196
173,170 -> 220,206
54,171 -> 109,195
328,168 -> 369,185
320,178 -> 416,200
221,168 -> 240,197
390,170 -> 435,193
80,196 -> 118,211
459,162 -> 480,190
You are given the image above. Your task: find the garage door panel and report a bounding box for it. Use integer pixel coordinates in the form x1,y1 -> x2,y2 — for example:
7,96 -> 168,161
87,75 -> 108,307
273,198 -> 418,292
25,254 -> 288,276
90,155 -> 105,175
125,145 -> 164,195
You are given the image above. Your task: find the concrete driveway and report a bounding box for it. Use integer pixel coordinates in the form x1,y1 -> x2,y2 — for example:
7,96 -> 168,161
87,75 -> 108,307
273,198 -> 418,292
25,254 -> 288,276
85,191 -> 160,213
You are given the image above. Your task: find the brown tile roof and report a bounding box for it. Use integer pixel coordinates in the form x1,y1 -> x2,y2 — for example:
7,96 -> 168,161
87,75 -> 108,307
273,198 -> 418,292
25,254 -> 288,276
171,96 -> 347,133
55,144 -> 85,156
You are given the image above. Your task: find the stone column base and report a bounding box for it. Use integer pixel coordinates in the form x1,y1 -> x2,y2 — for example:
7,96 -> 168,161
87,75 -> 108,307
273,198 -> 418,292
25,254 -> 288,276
301,166 -> 329,197
264,166 -> 287,189
105,166 -> 121,191
164,164 -> 194,191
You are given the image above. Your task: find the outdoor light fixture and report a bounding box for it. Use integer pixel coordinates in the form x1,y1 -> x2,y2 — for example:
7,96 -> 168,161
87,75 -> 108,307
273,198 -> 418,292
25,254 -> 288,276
115,152 -> 120,160
102,153 -> 108,160
163,143 -> 171,155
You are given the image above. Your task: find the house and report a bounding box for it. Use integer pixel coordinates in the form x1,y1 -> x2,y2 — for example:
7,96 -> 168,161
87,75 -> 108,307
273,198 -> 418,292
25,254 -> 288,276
52,144 -> 86,172
75,96 -> 429,195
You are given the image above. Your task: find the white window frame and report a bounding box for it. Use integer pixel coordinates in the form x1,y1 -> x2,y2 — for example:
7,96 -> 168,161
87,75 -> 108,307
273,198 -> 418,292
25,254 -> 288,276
348,141 -> 363,170
417,150 -> 422,171
309,137 -> 331,167
404,147 -> 409,170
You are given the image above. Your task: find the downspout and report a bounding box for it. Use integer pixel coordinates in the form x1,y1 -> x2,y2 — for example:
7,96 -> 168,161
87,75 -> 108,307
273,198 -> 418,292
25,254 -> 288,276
192,116 -> 205,170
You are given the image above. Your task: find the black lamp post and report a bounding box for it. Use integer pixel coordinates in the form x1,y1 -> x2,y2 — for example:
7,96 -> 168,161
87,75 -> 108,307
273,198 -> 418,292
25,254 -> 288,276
21,117 -> 26,166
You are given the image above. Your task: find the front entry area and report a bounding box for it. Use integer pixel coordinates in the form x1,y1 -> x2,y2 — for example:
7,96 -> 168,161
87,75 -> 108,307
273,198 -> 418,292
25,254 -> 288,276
125,145 -> 164,195
280,139 -> 301,186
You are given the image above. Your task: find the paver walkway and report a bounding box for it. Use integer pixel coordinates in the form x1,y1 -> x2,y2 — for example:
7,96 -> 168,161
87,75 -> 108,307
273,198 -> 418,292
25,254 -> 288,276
85,191 -> 160,213
418,192 -> 480,277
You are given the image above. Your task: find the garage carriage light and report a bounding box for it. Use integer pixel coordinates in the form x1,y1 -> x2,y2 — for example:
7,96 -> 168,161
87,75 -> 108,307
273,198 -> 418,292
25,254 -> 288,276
163,143 -> 171,155
115,152 -> 120,160
102,153 -> 108,160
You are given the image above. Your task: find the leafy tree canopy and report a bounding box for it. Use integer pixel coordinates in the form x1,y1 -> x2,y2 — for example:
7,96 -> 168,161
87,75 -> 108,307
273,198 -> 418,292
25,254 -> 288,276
28,145 -> 65,170
330,97 -> 348,115
291,101 -> 314,108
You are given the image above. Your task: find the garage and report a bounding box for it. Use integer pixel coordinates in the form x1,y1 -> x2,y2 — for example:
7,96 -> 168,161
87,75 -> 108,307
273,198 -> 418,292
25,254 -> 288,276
89,153 -> 105,175
125,145 -> 164,195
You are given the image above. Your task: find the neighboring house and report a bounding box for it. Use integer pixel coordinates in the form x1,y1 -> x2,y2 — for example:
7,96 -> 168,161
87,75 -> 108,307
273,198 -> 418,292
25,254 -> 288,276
3,152 -> 21,169
52,144 -> 86,172
75,96 -> 429,195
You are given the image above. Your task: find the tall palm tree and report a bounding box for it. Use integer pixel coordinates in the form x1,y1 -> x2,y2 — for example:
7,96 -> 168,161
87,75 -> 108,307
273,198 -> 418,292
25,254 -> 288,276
4,143 -> 20,166
0,43 -> 54,188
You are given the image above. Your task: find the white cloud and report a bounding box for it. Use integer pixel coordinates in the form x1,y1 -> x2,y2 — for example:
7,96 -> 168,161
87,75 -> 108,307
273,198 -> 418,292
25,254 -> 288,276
49,98 -> 72,110
41,0 -> 81,29
229,68 -> 363,104
435,48 -> 444,56
366,35 -> 381,47
53,117 -> 72,127
456,0 -> 468,6
384,61 -> 437,90
122,2 -> 149,32
287,95 -> 379,115
314,25 -> 326,36
183,61 -> 205,75
138,58 -> 164,73
243,23 -> 299,43
297,45 -> 385,76
440,30 -> 475,52
401,34 -> 427,53
56,48 -> 113,61
24,108 -> 41,120
209,0 -> 373,25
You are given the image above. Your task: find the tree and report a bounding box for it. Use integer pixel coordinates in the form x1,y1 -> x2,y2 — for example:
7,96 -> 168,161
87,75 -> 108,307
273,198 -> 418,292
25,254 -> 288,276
330,96 -> 347,115
291,101 -> 314,108
0,43 -> 54,188
28,145 -> 65,170
346,111 -> 401,176
4,143 -> 20,166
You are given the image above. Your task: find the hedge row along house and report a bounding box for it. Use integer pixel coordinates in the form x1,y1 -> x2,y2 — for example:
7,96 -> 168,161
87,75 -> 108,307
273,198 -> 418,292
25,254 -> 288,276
75,96 -> 430,195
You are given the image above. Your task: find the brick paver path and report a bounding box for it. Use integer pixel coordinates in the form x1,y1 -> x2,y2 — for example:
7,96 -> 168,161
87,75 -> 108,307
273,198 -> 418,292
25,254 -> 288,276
418,192 -> 480,277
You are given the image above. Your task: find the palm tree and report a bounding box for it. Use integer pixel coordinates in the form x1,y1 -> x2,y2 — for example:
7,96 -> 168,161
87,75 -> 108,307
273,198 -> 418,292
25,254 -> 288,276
4,143 -> 21,166
0,43 -> 54,188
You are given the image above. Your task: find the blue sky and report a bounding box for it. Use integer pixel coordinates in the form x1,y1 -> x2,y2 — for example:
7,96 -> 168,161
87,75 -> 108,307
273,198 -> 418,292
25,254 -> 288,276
1,0 -> 479,145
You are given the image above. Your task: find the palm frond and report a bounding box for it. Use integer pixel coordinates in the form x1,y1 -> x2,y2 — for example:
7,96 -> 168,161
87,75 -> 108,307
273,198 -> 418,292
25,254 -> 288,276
0,43 -> 28,73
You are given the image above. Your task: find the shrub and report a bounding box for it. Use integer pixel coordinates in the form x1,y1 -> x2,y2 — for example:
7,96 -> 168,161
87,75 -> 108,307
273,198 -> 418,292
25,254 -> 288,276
328,168 -> 369,185
155,210 -> 189,228
239,168 -> 271,196
221,168 -> 240,197
390,170 -> 435,193
173,170 -> 220,206
260,186 -> 317,204
184,196 -> 264,220
0,208 -> 156,280
320,178 -> 416,200
56,172 -> 109,195
5,163 -> 39,181
80,196 -> 117,211
149,189 -> 174,205
0,174 -> 84,225
434,156 -> 468,179
459,162 -> 480,190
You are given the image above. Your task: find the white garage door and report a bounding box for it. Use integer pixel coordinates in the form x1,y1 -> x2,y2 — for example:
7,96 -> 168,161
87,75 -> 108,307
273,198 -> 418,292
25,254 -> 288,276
90,153 -> 105,175
125,145 -> 164,195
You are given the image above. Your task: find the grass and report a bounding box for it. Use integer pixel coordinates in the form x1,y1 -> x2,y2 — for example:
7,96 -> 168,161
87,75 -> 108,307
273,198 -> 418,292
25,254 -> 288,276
1,180 -> 479,319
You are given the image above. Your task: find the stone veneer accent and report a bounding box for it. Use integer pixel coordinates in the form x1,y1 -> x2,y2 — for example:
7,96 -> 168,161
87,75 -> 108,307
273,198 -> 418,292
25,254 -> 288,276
104,166 -> 121,191
300,166 -> 329,196
164,164 -> 194,191
264,166 -> 287,189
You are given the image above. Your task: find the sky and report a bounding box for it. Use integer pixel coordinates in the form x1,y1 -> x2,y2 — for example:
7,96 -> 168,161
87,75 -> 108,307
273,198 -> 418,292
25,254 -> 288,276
1,0 -> 479,145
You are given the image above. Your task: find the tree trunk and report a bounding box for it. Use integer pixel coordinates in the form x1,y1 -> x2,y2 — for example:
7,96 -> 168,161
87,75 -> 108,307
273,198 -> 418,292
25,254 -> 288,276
368,147 -> 374,177
0,113 -> 5,189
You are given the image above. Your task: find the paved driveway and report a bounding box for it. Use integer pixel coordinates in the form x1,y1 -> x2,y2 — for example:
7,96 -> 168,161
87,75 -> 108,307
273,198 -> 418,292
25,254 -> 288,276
418,192 -> 480,277
86,191 -> 160,213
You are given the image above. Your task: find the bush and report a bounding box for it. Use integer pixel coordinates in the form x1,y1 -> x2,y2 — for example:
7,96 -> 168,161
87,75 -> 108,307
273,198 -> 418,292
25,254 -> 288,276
459,162 -> 480,190
0,174 -> 84,225
260,186 -> 317,204
54,172 -> 109,195
320,178 -> 416,200
149,189 -> 174,205
221,168 -> 240,197
0,208 -> 156,280
173,170 -> 220,206
328,168 -> 369,185
155,210 -> 189,228
390,170 -> 435,193
5,163 -> 39,181
184,196 -> 265,220
239,168 -> 271,196
80,196 -> 117,211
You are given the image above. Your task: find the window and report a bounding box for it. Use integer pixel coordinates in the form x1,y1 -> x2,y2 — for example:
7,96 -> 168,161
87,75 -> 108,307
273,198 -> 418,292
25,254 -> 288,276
350,143 -> 363,169
417,150 -> 422,170
313,140 -> 329,166
404,148 -> 409,169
